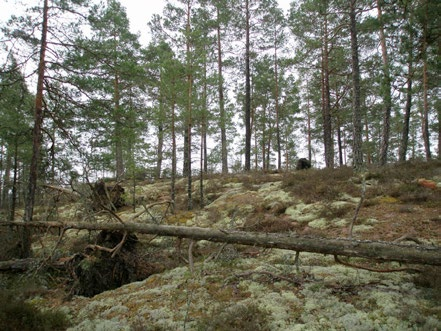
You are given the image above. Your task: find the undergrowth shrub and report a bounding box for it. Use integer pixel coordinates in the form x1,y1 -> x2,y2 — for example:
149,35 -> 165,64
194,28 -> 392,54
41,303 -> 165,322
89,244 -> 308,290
0,289 -> 70,331
414,266 -> 441,302
196,303 -> 270,331
282,167 -> 357,203
317,203 -> 353,220
243,214 -> 297,232
369,159 -> 441,184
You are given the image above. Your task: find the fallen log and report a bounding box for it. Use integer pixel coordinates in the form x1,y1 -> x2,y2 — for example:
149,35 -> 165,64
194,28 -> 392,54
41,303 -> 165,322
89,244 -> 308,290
0,258 -> 39,271
2,221 -> 441,266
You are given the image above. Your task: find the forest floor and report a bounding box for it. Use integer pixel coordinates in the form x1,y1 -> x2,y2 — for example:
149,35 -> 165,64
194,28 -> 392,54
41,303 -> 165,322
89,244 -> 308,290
1,160 -> 441,330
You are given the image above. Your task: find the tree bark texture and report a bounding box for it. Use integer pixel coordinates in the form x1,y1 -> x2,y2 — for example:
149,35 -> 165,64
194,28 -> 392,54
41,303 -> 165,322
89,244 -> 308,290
244,0 -> 252,171
22,0 -> 49,258
4,221 -> 441,267
349,0 -> 364,170
185,0 -> 193,211
216,6 -> 228,174
399,57 -> 413,162
321,5 -> 334,169
377,0 -> 392,166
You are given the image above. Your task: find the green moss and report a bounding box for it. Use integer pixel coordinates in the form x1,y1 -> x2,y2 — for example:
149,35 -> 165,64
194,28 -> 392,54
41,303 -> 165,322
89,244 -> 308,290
166,211 -> 194,224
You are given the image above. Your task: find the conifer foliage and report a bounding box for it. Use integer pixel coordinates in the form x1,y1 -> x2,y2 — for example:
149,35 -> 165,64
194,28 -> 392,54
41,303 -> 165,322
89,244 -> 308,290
0,0 -> 439,223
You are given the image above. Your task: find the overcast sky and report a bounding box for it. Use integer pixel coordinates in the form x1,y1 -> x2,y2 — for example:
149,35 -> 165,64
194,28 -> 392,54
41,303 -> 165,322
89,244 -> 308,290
1,0 -> 292,44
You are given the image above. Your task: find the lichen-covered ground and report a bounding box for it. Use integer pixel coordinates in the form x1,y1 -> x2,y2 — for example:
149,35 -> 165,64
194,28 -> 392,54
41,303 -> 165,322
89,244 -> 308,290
7,161 -> 441,330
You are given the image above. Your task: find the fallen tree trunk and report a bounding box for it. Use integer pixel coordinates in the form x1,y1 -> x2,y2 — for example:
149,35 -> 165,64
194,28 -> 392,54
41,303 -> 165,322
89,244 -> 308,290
0,258 -> 39,271
3,221 -> 441,266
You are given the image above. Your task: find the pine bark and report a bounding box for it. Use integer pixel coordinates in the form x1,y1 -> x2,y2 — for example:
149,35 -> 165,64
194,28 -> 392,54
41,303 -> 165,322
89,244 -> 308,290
377,0 -> 392,166
216,6 -> 228,174
349,0 -> 364,170
321,5 -> 334,169
399,56 -> 413,162
185,0 -> 193,211
421,2 -> 431,160
22,0 -> 49,258
274,37 -> 281,171
244,0 -> 252,171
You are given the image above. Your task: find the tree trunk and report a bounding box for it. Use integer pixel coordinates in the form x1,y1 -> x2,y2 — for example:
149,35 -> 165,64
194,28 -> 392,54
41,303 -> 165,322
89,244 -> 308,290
156,70 -> 165,179
349,0 -> 364,170
399,56 -> 413,162
321,6 -> 334,169
422,56 -> 431,160
5,221 -> 441,267
337,121 -> 344,167
185,0 -> 193,211
202,51 -> 208,174
10,142 -> 19,221
244,0 -> 252,171
200,131 -> 204,208
438,106 -> 441,161
1,149 -> 11,213
217,6 -> 228,174
156,123 -> 164,179
377,0 -> 392,166
274,37 -> 281,171
171,82 -> 177,213
420,0 -> 431,160
114,73 -> 124,179
23,0 -> 49,258
306,85 -> 312,163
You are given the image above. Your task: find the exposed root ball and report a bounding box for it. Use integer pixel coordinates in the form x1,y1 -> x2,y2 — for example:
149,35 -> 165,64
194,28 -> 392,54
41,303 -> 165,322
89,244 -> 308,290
68,231 -> 151,297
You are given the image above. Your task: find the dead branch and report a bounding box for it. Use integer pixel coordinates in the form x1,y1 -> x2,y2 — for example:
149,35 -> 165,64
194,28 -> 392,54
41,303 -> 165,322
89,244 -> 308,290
348,174 -> 366,239
134,200 -> 172,224
42,184 -> 81,199
393,233 -> 424,245
86,231 -> 128,258
188,240 -> 195,273
333,255 -> 420,273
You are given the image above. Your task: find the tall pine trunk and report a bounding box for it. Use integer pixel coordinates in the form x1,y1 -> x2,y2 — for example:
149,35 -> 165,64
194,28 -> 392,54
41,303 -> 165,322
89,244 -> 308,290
156,71 -> 165,179
321,5 -> 334,168
377,0 -> 392,166
170,82 -> 177,213
114,72 -> 124,179
10,142 -> 19,222
216,6 -> 228,174
185,0 -> 193,211
399,36 -> 414,162
23,0 -> 49,257
244,0 -> 251,171
350,0 -> 364,170
156,123 -> 164,179
274,36 -> 281,171
421,1 -> 431,160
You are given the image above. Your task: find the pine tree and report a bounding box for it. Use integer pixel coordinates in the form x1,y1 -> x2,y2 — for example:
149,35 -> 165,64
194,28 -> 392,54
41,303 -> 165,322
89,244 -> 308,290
0,58 -> 33,220
2,0 -> 89,257
66,0 -> 144,180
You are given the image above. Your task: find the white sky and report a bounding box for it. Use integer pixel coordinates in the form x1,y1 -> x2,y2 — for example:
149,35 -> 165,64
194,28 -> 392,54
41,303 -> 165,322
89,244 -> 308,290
1,0 -> 292,45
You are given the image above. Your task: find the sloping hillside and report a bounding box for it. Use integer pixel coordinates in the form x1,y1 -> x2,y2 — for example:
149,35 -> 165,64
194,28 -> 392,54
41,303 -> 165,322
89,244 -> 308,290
1,160 -> 440,330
